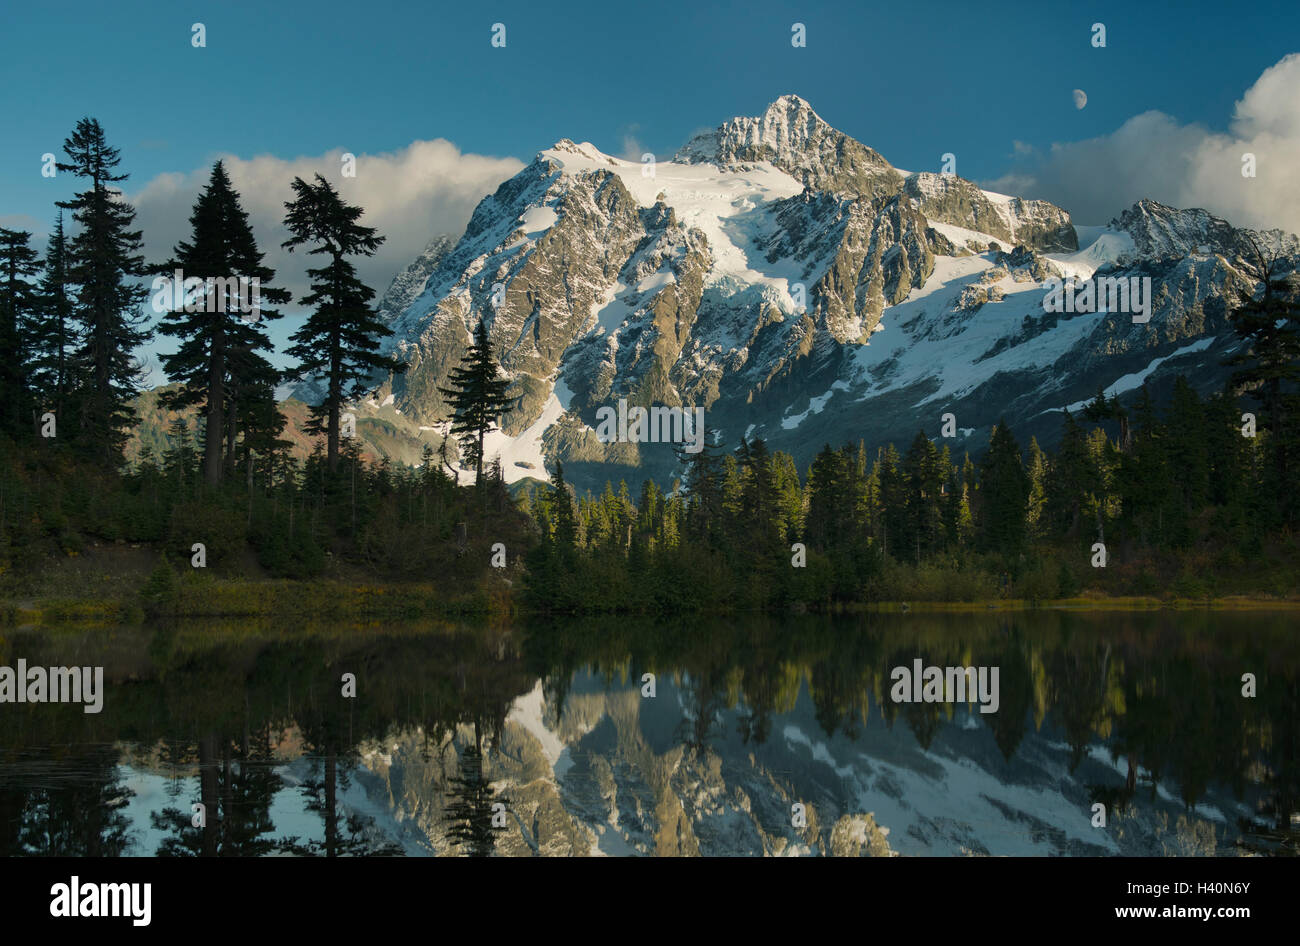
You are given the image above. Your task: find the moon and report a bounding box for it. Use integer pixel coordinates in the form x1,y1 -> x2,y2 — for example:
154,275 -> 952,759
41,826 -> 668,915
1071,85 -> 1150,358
1073,89 -> 1088,110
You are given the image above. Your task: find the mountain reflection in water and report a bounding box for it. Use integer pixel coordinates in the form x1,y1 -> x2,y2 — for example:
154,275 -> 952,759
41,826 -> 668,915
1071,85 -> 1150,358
1,611 -> 1296,856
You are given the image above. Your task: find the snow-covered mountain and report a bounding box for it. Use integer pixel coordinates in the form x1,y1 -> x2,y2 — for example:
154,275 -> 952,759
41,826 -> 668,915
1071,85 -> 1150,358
377,233 -> 456,324
352,94 -> 1299,489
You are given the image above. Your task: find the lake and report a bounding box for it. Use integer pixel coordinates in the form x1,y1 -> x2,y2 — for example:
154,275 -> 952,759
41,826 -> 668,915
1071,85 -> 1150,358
1,610 -> 1295,856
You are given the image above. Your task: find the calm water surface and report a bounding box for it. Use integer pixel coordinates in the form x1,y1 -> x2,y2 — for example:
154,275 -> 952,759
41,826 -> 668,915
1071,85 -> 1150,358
1,611 -> 1296,856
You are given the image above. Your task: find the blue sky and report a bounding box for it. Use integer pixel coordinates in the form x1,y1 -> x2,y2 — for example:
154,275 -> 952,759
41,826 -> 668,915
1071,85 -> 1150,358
2,0 -> 1298,379
4,0 -> 1295,208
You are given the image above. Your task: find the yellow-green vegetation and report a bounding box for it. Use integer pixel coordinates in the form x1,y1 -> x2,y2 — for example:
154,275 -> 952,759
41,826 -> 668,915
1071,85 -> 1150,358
858,596 -> 1300,613
6,363 -> 1300,620
521,382 -> 1300,613
8,576 -> 515,627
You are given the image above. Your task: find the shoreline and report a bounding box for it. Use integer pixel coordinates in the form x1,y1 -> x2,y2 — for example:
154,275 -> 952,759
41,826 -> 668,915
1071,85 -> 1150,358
5,580 -> 1299,627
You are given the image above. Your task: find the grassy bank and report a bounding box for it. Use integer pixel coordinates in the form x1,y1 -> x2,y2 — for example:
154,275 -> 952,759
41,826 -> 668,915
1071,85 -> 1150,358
5,577 -> 1299,628
853,595 -> 1300,613
4,578 -> 516,627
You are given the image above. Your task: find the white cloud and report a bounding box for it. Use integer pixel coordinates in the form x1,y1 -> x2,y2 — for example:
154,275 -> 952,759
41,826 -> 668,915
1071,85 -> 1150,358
983,53 -> 1300,236
130,139 -> 524,304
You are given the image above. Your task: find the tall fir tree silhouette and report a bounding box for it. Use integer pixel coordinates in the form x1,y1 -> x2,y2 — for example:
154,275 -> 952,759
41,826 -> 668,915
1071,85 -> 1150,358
978,418 -> 1029,557
56,117 -> 151,463
23,213 -> 80,432
0,227 -> 41,437
439,318 -> 516,487
281,174 -> 403,472
154,161 -> 289,485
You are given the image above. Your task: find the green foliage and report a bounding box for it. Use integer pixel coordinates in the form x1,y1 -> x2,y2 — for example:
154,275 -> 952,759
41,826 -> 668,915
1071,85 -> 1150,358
1057,560 -> 1080,598
439,318 -> 518,485
153,161 -> 290,486
56,118 -> 152,464
280,174 -> 403,472
979,419 -> 1030,558
167,498 -> 246,567
139,556 -> 180,617
0,426 -> 532,600
0,226 -> 42,437
522,381 -> 1300,611
1224,239 -> 1300,528
22,213 -> 79,428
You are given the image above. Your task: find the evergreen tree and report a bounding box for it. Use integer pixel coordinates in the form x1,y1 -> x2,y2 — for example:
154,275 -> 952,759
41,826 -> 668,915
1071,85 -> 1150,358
281,174 -> 402,471
162,417 -> 199,498
875,444 -> 907,560
0,228 -> 41,436
1120,385 -> 1169,545
736,436 -> 781,548
719,453 -> 745,541
225,343 -> 285,481
956,481 -> 975,547
852,441 -> 871,530
1204,390 -> 1249,510
1083,387 -> 1131,451
635,478 -> 664,544
1087,424 -> 1120,537
155,161 -> 289,485
1045,411 -> 1096,536
1025,437 -> 1049,539
522,460 -> 580,609
979,419 -> 1029,556
901,430 -> 944,563
772,450 -> 804,541
1226,238 -> 1300,424
805,444 -> 846,551
235,381 -> 292,489
24,213 -> 79,428
438,318 -> 516,487
679,429 -> 724,547
56,117 -> 151,463
548,461 -> 578,558
1164,377 -> 1209,542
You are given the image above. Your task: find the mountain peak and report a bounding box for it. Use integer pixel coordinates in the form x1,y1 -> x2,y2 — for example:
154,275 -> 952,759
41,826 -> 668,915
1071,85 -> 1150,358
723,94 -> 829,160
537,138 -> 619,170
1112,199 -> 1243,260
750,94 -> 828,152
674,94 -> 901,200
347,97 -> 1297,496
763,93 -> 817,117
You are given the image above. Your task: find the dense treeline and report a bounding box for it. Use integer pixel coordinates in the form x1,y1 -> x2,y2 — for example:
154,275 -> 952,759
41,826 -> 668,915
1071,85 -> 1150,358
0,118 -> 529,601
524,375 -> 1300,610
0,424 -> 531,600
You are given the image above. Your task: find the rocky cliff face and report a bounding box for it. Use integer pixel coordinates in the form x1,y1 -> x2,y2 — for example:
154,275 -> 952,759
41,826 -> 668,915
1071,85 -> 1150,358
317,95 -> 1298,491
376,233 -> 456,324
1113,198 -> 1300,261
903,172 -> 1078,252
